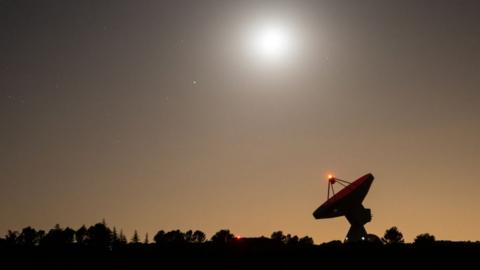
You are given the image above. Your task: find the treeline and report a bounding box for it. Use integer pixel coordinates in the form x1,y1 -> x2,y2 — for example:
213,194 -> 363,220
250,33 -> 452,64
1,221 -> 442,249
1,222 -> 480,269
0,221 -> 315,249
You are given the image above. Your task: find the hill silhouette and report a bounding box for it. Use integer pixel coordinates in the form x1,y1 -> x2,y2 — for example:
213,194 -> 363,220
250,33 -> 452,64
1,222 -> 479,269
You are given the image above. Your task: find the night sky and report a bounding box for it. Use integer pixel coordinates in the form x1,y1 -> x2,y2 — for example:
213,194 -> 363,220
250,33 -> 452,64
1,0 -> 480,243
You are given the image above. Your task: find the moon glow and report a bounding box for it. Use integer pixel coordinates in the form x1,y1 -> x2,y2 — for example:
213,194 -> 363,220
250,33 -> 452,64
251,23 -> 292,62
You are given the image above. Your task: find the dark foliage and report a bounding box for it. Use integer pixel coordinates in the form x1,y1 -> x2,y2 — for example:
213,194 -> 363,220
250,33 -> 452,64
414,233 -> 436,245
17,227 -> 44,247
40,224 -> 75,247
1,223 -> 479,269
86,222 -> 112,250
211,229 -> 234,244
75,225 -> 87,245
382,226 -> 404,244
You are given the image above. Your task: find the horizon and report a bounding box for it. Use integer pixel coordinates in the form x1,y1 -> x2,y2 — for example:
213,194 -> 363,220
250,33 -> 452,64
0,219 -> 462,245
1,0 -> 480,244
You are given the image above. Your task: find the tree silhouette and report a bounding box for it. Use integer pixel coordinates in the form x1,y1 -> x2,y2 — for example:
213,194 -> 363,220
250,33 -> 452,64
2,221 -> 480,268
184,230 -> 193,242
414,233 -> 435,245
164,230 -> 186,244
382,226 -> 404,244
75,225 -> 87,245
153,230 -> 166,245
192,230 -> 206,243
111,227 -> 127,249
86,222 -> 112,249
285,234 -> 299,245
299,236 -> 314,245
119,230 -> 127,245
153,229 -> 205,244
271,231 -> 286,243
112,227 -> 119,244
63,227 -> 75,244
131,230 -> 140,244
271,231 -> 308,245
5,230 -> 19,246
41,224 -> 75,247
18,227 -> 44,246
211,229 -> 234,244
144,233 -> 149,244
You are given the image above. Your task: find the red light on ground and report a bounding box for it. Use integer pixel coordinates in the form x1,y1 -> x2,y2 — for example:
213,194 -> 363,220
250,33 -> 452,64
235,235 -> 242,240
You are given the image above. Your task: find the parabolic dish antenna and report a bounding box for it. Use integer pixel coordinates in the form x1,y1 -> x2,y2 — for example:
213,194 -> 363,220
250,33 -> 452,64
313,173 -> 375,242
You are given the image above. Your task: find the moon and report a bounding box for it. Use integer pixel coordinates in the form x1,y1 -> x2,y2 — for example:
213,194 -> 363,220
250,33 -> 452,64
251,23 -> 292,62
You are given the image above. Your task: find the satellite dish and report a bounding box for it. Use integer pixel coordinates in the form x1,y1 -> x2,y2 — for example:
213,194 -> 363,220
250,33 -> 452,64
313,173 -> 375,242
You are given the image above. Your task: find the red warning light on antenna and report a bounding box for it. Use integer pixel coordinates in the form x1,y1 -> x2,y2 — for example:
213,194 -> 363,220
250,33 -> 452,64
327,174 -> 336,184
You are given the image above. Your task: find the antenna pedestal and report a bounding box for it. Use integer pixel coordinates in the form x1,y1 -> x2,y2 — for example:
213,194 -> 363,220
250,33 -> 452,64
344,204 -> 371,242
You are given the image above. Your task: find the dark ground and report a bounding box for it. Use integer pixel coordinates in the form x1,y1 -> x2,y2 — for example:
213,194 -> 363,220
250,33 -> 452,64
2,239 -> 479,269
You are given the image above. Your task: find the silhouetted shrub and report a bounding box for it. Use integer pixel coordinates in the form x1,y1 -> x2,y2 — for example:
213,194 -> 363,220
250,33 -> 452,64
285,234 -> 299,245
271,231 -> 286,243
299,236 -> 314,245
366,234 -> 383,244
154,230 -> 166,244
382,226 -> 404,244
192,230 -> 206,243
414,233 -> 435,245
270,231 -> 308,245
211,229 -> 234,244
321,240 -> 343,248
